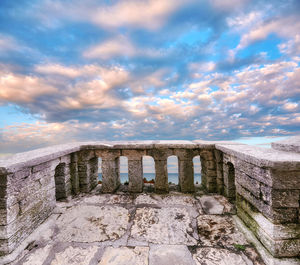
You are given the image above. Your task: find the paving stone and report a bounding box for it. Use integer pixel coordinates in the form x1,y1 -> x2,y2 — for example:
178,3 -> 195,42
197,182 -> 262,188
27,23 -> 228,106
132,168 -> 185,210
98,246 -> 148,265
81,195 -> 108,204
131,207 -> 197,245
106,194 -> 133,204
197,215 -> 248,248
51,245 -> 98,265
135,194 -> 159,205
56,205 -> 129,242
22,245 -> 52,265
198,195 -> 225,214
192,247 -> 253,265
149,245 -> 195,265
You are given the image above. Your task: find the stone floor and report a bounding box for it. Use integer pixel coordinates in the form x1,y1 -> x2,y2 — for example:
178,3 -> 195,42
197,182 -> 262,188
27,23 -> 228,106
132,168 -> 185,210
9,185 -> 265,265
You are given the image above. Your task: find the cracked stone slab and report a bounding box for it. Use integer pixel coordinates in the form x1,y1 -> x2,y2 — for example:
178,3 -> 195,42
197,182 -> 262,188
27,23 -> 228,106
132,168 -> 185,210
98,246 -> 148,265
197,215 -> 248,248
149,245 -> 195,265
130,207 -> 197,245
56,205 -> 129,242
213,195 -> 236,214
51,245 -> 99,265
192,247 -> 253,265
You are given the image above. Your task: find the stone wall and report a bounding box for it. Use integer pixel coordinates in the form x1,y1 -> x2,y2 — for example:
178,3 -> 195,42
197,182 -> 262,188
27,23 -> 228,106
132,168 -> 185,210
0,139 -> 300,261
216,143 -> 300,259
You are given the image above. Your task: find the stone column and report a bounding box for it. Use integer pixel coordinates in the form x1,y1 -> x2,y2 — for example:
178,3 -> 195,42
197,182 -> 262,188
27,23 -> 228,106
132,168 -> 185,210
122,150 -> 145,193
77,150 -> 97,193
214,150 -> 224,195
70,152 -> 80,195
200,149 -> 217,193
147,148 -> 172,193
174,149 -> 197,193
96,149 -> 120,193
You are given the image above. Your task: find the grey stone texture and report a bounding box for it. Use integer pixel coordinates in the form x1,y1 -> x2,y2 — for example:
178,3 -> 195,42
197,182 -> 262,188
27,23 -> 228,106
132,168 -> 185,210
0,137 -> 299,264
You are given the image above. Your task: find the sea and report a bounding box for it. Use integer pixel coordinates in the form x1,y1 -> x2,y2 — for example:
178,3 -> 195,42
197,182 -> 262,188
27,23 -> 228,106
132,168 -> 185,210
98,173 -> 201,184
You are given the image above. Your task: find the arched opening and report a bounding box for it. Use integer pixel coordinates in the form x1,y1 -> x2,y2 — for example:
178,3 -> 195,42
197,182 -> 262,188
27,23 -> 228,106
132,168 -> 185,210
142,156 -> 155,185
167,156 -> 178,185
98,157 -> 102,184
119,156 -> 128,185
54,163 -> 67,200
226,162 -> 236,200
193,156 -> 201,185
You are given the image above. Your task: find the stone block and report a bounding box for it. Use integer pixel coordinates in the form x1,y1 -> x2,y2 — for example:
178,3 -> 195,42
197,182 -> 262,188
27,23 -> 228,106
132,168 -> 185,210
154,159 -> 168,193
122,149 -> 146,159
271,169 -> 300,189
236,183 -> 298,224
102,159 -> 120,193
178,160 -> 194,193
235,169 -> 260,198
147,148 -> 173,160
173,149 -> 198,160
95,149 -> 120,160
128,160 -> 143,193
199,150 -> 215,160
260,185 -> 300,208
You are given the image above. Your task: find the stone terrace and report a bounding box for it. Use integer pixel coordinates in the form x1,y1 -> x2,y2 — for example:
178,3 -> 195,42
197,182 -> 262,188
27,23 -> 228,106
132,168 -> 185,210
0,138 -> 300,265
9,186 -> 264,265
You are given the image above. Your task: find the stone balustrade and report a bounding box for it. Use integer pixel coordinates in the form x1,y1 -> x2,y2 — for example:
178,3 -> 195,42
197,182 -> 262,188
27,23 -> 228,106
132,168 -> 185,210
0,138 -> 299,264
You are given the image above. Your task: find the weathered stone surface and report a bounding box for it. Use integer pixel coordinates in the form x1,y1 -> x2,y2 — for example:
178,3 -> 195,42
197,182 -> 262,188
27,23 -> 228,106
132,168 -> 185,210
56,205 -> 129,242
198,195 -> 225,214
178,159 -> 195,193
216,144 -> 300,170
197,215 -> 248,248
149,245 -> 194,265
22,244 -> 52,265
131,207 -> 197,245
153,159 -> 168,192
101,159 -> 120,193
192,247 -> 253,265
128,159 -> 144,193
99,246 -> 148,265
134,193 -> 197,207
51,245 -> 99,265
271,136 -> 300,154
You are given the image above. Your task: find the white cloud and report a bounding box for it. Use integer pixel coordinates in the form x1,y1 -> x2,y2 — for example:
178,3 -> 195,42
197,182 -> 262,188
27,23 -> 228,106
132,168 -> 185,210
0,71 -> 57,103
237,16 -> 300,50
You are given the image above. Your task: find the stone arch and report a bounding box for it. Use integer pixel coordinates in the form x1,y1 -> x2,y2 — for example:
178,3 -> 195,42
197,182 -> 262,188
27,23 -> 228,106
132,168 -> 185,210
142,156 -> 155,184
224,162 -> 236,200
119,156 -> 128,184
193,155 -> 201,185
167,155 -> 179,185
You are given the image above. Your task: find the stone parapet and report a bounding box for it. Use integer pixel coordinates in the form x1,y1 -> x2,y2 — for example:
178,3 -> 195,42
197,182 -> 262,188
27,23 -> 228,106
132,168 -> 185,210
0,137 -> 299,261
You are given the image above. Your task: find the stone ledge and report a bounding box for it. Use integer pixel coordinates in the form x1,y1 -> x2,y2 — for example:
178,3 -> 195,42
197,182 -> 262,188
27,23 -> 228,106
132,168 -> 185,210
216,144 -> 300,170
271,136 -> 300,154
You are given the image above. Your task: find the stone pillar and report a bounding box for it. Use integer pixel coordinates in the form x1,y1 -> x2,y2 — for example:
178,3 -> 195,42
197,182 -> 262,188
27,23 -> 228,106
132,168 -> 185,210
77,150 -> 97,193
96,150 -> 120,193
200,149 -> 217,193
147,149 -> 172,193
70,152 -> 80,195
122,150 -> 145,193
214,150 -> 224,195
174,149 -> 196,193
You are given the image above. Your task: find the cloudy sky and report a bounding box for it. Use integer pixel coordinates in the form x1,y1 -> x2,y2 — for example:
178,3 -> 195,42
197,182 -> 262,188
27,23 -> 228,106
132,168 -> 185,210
0,0 -> 299,154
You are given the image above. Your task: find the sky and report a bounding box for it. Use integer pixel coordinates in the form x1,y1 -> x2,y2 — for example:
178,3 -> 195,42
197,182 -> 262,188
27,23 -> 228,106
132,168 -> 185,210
0,0 -> 300,154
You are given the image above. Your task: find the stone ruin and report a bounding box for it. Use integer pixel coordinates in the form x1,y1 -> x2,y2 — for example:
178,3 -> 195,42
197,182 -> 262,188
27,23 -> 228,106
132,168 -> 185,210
0,137 -> 299,264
